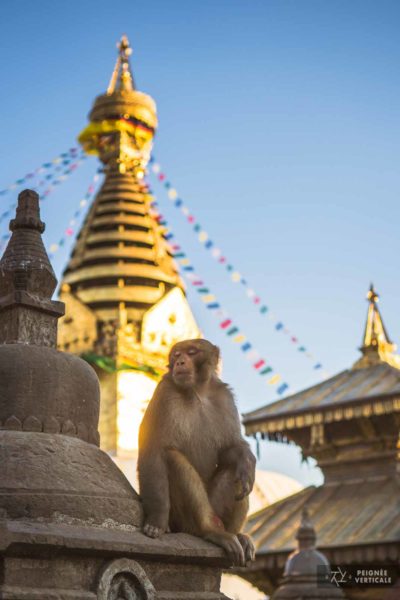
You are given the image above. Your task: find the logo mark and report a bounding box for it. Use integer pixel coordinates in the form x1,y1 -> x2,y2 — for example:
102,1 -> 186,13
330,566 -> 348,587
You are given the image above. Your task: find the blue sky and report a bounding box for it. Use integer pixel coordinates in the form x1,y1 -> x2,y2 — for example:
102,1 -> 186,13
1,0 -> 400,485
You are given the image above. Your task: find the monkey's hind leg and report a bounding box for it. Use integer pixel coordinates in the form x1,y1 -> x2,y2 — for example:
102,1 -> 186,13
166,448 -> 213,536
208,468 -> 249,531
166,449 -> 245,566
209,468 -> 255,563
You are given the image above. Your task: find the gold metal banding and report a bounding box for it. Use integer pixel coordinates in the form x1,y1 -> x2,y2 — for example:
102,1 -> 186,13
86,230 -> 155,245
92,215 -> 152,228
63,264 -> 179,286
90,93 -> 158,129
96,203 -> 148,216
74,247 -> 155,262
76,285 -> 164,305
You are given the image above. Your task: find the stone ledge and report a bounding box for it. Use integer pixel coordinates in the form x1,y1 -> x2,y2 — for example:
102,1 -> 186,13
0,586 -> 231,600
0,586 -> 96,600
0,519 -> 232,567
157,593 -> 231,599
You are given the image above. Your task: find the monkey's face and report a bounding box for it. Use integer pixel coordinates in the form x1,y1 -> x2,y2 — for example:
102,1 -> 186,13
169,339 -> 220,389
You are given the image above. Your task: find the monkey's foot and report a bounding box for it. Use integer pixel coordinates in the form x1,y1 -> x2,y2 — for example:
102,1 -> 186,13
204,531 -> 245,567
143,522 -> 164,538
237,533 -> 255,563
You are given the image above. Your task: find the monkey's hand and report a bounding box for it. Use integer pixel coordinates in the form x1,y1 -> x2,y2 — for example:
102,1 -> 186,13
143,522 -> 165,538
234,457 -> 256,500
237,533 -> 256,563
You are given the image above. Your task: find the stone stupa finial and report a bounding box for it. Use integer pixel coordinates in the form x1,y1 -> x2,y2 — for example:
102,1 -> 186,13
271,508 -> 344,599
0,189 -> 64,347
296,507 -> 316,550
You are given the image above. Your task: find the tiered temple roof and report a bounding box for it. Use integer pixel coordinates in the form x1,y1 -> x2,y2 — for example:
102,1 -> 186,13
240,286 -> 400,597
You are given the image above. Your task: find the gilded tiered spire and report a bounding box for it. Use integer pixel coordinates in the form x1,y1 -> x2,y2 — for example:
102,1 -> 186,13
354,284 -> 400,369
61,33 -> 183,340
58,37 -> 199,453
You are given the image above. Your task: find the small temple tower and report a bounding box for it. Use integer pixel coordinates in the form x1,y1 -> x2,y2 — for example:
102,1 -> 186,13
58,36 -> 200,456
241,286 -> 400,599
0,190 -> 232,599
271,509 -> 344,600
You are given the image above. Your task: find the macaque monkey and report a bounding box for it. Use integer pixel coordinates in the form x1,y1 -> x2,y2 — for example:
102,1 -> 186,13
138,339 -> 256,566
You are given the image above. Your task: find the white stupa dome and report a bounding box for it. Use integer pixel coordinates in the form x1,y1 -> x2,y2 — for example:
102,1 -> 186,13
249,468 -> 303,514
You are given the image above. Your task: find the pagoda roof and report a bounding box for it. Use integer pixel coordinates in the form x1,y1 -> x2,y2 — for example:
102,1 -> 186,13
243,285 -> 400,435
246,474 -> 400,556
243,361 -> 400,434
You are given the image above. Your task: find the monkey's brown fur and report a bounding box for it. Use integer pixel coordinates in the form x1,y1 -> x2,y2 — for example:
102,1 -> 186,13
138,339 -> 256,565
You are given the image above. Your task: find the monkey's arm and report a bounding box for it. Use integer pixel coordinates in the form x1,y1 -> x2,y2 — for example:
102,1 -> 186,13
138,447 -> 170,536
218,442 -> 256,500
216,387 -> 256,500
137,393 -> 171,537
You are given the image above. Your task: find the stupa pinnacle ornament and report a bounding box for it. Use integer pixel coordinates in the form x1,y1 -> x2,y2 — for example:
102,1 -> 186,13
355,283 -> 400,368
59,37 -> 200,455
78,34 -> 157,177
107,34 -> 135,93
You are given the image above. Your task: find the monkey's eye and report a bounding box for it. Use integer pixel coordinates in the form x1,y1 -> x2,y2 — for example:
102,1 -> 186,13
187,348 -> 198,355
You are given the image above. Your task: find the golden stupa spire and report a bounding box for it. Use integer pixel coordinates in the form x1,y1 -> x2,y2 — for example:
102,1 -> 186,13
107,35 -> 135,94
59,37 -> 200,455
354,284 -> 400,369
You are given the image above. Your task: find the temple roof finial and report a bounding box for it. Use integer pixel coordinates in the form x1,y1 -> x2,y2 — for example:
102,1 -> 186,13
295,507 -> 316,550
354,284 -> 400,369
107,34 -> 135,94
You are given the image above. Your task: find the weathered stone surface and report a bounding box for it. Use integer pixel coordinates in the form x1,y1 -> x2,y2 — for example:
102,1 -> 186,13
97,558 -> 156,599
0,344 -> 100,444
0,520 -> 231,599
0,431 -> 143,525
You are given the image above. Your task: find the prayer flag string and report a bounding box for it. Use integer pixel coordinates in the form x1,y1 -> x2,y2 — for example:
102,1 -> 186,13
0,154 -> 88,252
48,169 -> 103,258
150,204 -> 290,395
0,149 -> 86,231
0,147 -> 82,197
149,157 -> 327,376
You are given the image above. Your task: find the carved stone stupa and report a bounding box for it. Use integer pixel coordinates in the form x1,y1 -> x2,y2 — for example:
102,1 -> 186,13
271,510 -> 344,600
0,190 -> 231,599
